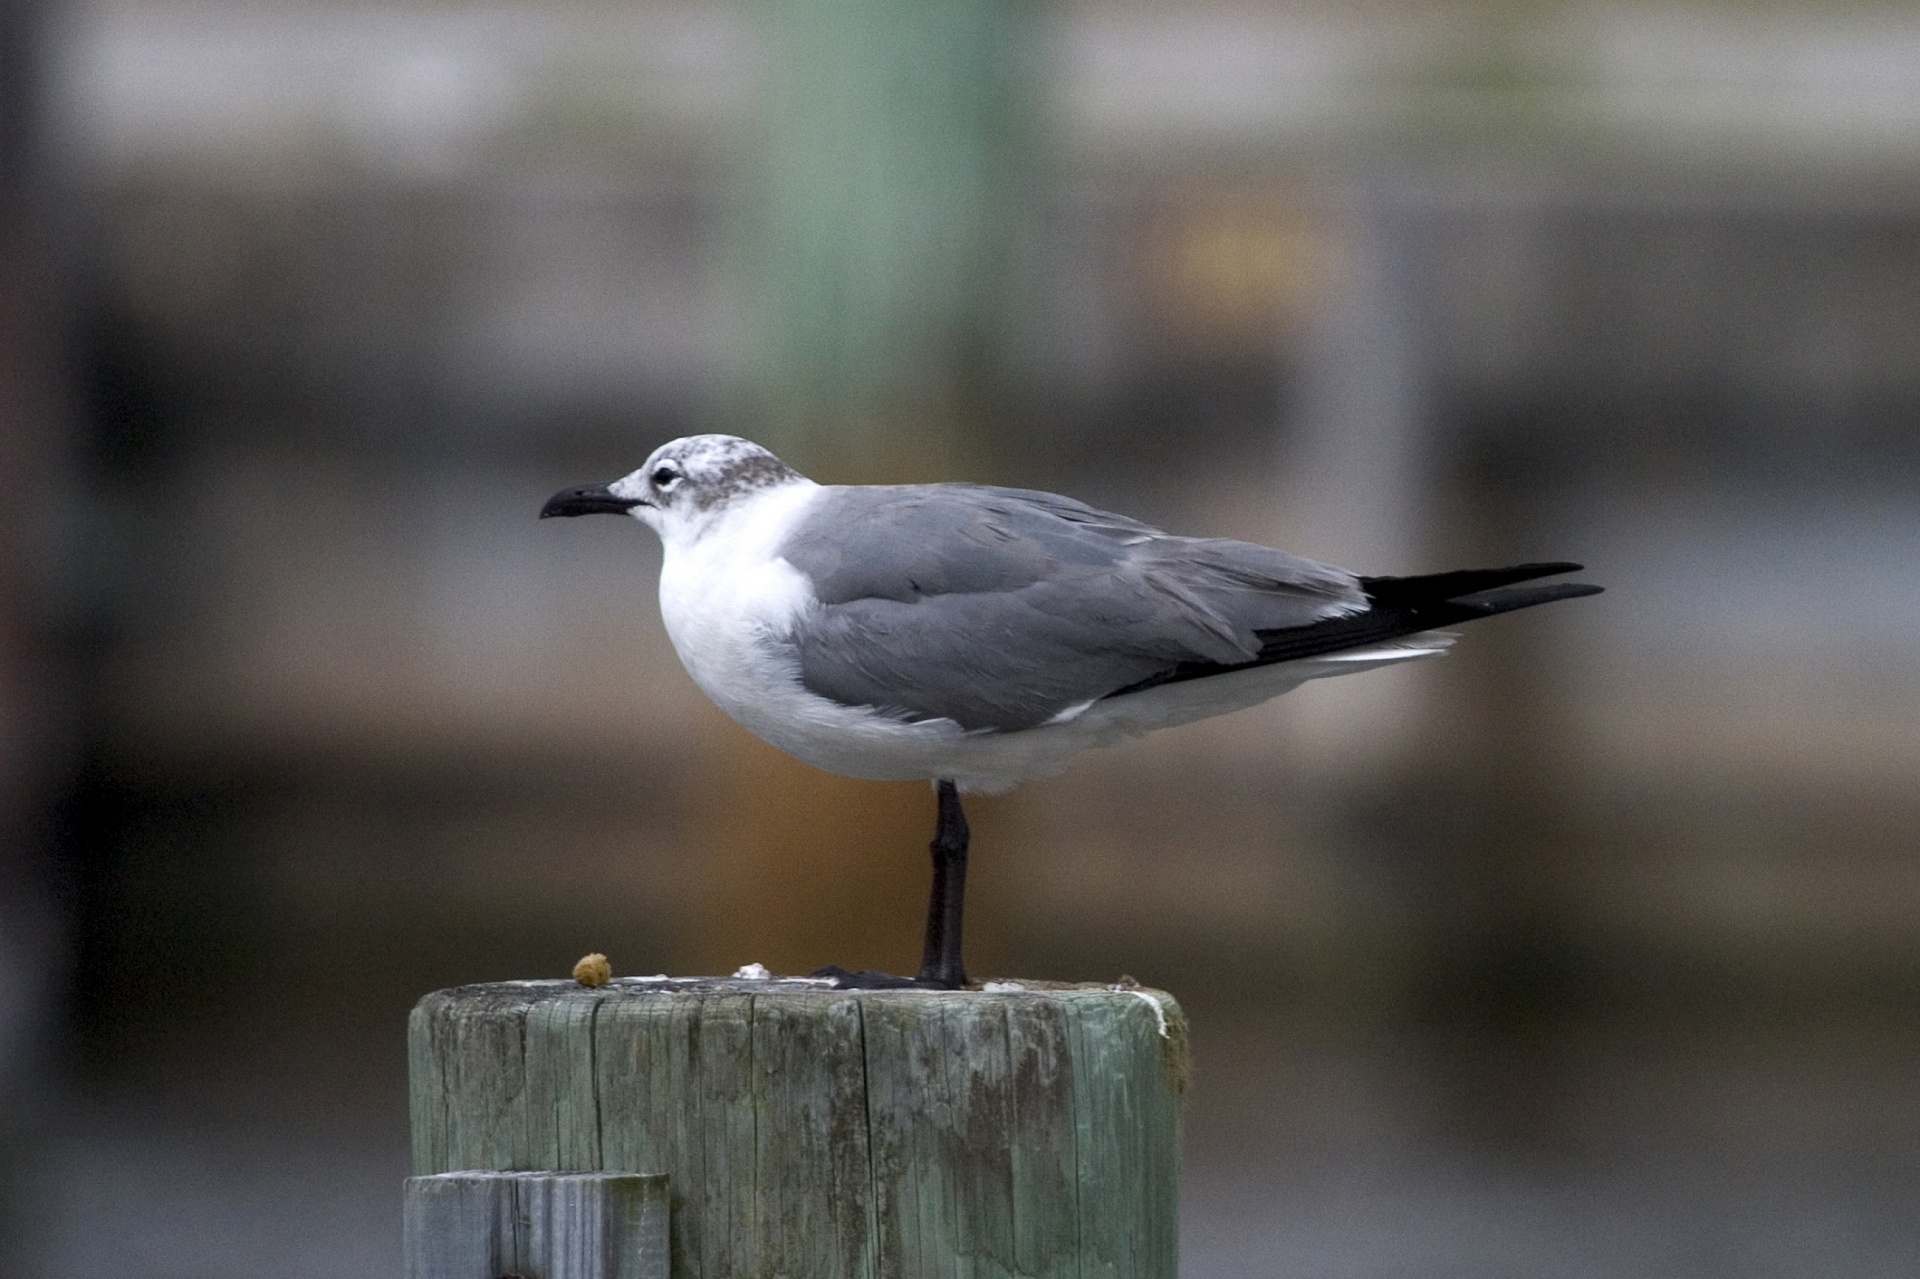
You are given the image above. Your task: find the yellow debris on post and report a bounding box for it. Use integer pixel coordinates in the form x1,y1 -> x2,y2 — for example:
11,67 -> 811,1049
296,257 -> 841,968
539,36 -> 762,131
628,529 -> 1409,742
572,953 -> 611,988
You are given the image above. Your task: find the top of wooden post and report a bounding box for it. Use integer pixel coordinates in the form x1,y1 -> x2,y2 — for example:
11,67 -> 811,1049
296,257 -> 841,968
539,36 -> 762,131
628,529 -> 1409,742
420,973 -> 1171,1000
411,974 -> 1189,1095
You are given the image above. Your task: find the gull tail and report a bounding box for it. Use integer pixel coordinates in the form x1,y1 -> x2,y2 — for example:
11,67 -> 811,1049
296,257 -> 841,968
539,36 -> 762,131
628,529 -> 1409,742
1105,564 -> 1602,700
1251,562 -> 1602,665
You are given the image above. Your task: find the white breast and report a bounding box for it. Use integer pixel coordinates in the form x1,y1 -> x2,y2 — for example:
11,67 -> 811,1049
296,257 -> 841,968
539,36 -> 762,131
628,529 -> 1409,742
655,483 -> 823,732
653,482 -> 1000,783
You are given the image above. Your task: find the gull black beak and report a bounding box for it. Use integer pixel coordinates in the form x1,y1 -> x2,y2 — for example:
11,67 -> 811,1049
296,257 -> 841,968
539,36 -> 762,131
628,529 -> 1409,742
540,483 -> 646,519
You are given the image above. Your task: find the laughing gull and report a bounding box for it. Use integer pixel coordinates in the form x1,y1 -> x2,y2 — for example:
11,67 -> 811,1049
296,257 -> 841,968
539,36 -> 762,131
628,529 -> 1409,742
542,434 -> 1601,989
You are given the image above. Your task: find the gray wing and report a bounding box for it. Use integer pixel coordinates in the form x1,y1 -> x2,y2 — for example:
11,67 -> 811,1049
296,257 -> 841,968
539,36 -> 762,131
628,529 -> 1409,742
778,484 -> 1365,732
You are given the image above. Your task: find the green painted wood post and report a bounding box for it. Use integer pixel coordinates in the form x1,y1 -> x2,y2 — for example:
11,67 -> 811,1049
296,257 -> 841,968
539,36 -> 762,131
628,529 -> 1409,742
409,978 -> 1187,1278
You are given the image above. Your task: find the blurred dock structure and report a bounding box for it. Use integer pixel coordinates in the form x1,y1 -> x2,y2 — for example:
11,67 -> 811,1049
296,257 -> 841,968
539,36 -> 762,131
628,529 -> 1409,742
16,2 -> 1920,1275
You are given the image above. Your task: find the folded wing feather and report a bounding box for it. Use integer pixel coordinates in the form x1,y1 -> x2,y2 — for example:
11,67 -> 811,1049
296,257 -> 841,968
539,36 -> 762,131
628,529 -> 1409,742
778,485 -> 1367,731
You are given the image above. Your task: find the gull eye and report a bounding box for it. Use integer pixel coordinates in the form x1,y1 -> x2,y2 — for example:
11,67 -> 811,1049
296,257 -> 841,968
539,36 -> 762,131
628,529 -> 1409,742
651,465 -> 681,489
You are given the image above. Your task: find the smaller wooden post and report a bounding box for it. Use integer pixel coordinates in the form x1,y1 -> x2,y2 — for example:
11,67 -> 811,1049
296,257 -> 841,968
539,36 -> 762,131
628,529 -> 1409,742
404,1171 -> 669,1279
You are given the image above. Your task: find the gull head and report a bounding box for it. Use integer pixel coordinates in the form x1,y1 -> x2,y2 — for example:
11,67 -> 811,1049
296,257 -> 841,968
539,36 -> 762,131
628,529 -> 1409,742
540,435 -> 808,542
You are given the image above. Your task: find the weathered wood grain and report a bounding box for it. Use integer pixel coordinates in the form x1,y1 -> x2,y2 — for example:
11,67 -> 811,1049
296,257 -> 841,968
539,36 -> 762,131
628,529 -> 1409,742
403,1170 -> 669,1279
410,979 -> 1186,1279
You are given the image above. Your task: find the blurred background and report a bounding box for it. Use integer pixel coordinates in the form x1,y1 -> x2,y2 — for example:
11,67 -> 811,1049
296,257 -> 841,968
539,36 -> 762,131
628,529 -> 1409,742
4,0 -> 1920,1274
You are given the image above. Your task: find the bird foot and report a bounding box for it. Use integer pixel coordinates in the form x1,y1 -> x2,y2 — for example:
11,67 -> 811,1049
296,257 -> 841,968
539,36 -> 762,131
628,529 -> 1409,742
810,965 -> 964,991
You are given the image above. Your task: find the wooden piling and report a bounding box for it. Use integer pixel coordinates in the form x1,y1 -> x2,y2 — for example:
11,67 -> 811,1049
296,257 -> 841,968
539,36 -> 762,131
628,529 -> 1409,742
409,977 -> 1186,1278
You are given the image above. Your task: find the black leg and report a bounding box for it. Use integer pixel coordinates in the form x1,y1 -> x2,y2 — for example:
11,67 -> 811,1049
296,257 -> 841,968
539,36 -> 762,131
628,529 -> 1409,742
916,779 -> 969,988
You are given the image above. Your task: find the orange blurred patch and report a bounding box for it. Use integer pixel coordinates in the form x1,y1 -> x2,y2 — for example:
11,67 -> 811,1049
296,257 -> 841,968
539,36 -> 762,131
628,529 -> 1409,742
687,734 -> 936,978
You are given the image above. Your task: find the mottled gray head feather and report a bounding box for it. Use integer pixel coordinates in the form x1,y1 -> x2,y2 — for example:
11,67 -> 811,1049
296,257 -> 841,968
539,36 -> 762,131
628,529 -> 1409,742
636,434 -> 803,513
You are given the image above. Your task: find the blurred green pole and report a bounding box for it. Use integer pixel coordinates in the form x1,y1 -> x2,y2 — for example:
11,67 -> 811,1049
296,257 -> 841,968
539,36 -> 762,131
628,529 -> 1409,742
740,0 -> 1035,477
700,3 -> 1035,977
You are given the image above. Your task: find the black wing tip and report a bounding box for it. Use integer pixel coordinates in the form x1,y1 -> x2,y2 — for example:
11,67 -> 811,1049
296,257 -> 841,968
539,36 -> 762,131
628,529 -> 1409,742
1359,560 -> 1584,586
1454,581 -> 1604,616
1110,578 -> 1601,701
1359,561 -> 1589,606
1466,560 -> 1584,578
